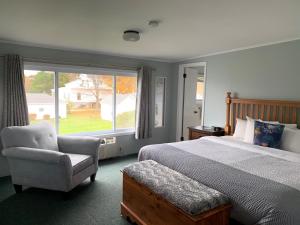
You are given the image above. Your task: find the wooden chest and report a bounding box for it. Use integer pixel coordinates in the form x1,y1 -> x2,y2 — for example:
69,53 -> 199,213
121,172 -> 232,225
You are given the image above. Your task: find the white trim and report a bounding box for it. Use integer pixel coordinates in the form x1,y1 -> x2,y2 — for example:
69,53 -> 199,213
67,129 -> 135,138
112,76 -> 116,131
176,62 -> 207,141
175,37 -> 300,62
54,71 -> 59,133
24,61 -> 137,76
95,130 -> 135,138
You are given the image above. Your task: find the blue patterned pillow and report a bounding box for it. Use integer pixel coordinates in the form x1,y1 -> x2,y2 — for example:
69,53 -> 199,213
253,121 -> 285,148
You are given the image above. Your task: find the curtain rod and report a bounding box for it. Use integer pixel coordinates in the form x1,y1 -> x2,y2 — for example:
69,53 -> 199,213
0,55 -> 156,71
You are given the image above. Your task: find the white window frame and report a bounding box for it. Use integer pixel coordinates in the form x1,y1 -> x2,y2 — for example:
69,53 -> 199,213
24,62 -> 137,137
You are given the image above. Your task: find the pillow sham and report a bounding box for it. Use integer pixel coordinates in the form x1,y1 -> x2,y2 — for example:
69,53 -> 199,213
243,116 -> 279,143
281,127 -> 300,153
233,118 -> 247,139
253,121 -> 285,148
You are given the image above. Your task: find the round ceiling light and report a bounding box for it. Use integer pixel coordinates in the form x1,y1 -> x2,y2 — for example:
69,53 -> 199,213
123,30 -> 140,42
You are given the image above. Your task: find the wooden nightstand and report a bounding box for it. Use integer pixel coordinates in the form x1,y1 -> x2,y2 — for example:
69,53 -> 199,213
188,126 -> 225,140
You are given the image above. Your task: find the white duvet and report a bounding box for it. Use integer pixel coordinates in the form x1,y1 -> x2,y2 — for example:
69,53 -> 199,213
168,136 -> 300,190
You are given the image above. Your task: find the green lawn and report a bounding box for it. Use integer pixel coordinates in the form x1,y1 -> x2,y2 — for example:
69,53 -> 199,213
31,111 -> 135,135
59,114 -> 113,134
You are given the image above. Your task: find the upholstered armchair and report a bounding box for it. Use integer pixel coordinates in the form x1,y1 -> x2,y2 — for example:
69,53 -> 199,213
1,122 -> 100,194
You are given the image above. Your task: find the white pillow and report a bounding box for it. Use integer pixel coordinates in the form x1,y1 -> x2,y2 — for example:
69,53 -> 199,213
282,124 -> 298,129
281,128 -> 300,153
233,118 -> 247,139
243,117 -> 257,143
243,116 -> 279,143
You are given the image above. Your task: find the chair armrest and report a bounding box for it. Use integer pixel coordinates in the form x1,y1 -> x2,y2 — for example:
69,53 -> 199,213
58,136 -> 100,160
2,147 -> 70,165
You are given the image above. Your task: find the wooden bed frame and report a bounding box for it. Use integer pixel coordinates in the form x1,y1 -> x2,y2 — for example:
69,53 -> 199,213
224,92 -> 300,135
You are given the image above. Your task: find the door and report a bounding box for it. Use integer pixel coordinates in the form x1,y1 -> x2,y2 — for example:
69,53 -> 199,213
183,67 -> 204,140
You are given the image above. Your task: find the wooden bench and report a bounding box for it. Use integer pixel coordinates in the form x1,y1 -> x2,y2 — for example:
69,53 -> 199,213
121,160 -> 232,225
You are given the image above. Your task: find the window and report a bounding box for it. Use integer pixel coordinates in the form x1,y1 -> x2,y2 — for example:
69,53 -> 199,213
24,70 -> 56,127
24,65 -> 137,135
196,77 -> 204,100
116,76 -> 137,130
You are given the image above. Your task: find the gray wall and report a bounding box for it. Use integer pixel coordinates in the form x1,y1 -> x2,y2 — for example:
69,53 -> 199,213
0,42 -> 173,177
1,39 -> 300,176
170,39 -> 300,140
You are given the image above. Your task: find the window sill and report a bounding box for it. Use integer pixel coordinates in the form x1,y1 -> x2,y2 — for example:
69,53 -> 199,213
65,129 -> 135,138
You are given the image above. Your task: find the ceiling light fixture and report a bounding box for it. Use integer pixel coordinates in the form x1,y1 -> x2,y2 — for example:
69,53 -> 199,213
123,30 -> 140,42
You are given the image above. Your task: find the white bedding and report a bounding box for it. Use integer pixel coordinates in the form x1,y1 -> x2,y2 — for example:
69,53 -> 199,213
232,116 -> 300,153
220,136 -> 300,162
139,136 -> 300,225
167,136 -> 300,190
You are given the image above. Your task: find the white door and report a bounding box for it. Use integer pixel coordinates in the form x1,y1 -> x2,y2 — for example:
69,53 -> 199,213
183,67 -> 204,140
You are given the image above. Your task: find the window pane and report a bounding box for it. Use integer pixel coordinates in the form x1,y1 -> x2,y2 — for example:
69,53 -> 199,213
196,77 -> 204,100
58,73 -> 113,135
24,70 -> 56,127
154,77 -> 166,128
116,76 -> 137,130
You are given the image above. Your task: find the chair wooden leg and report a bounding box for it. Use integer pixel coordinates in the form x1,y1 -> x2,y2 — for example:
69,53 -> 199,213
14,184 -> 22,194
90,173 -> 96,182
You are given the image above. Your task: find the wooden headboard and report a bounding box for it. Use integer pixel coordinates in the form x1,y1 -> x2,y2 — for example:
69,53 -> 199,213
224,92 -> 300,135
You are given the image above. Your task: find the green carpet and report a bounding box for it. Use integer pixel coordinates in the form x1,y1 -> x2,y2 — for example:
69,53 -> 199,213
0,155 -> 137,225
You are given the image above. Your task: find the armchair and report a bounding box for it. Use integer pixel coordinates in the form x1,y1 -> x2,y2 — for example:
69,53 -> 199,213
1,122 -> 100,193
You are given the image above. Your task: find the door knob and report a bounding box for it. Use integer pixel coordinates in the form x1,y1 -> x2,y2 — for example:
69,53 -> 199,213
193,111 -> 198,114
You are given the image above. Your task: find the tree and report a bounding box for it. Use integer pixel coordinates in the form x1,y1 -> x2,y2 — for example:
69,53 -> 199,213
116,76 -> 136,94
101,76 -> 136,93
30,72 -> 54,94
29,72 -> 79,94
59,73 -> 79,87
86,75 -> 105,112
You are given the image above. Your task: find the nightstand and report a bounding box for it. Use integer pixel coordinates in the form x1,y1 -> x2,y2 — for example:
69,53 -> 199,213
188,126 -> 225,140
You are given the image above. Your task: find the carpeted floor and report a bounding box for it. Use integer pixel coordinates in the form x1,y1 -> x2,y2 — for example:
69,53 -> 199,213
0,154 -> 137,225
0,154 -> 241,225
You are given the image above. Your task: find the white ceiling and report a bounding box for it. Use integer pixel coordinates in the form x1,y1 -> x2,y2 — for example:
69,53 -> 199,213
0,0 -> 299,62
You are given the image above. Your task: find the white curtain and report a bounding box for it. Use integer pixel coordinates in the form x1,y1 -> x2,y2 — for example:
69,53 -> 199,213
135,66 -> 152,139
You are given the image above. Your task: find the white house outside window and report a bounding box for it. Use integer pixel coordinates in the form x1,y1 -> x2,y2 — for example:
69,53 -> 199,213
24,63 -> 137,136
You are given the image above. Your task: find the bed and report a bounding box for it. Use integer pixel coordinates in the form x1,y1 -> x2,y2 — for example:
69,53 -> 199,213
138,92 -> 300,225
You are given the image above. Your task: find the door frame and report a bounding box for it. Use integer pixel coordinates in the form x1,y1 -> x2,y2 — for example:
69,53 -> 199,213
176,62 -> 207,141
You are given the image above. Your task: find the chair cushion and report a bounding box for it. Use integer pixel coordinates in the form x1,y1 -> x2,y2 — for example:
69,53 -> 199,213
1,122 -> 58,151
66,153 -> 94,175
